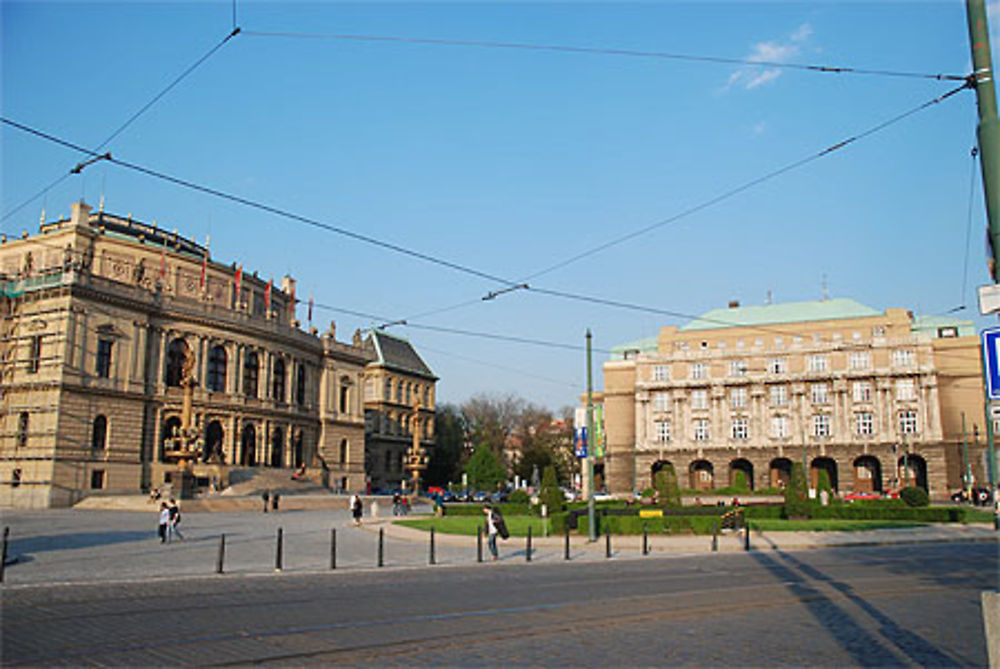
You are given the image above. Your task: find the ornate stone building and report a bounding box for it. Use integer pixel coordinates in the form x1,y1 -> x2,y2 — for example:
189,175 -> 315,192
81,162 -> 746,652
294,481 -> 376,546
362,330 -> 437,491
0,201 -> 369,508
599,298 -> 989,501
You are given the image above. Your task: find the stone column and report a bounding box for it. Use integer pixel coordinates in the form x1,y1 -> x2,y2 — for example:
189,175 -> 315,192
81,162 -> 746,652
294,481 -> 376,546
157,329 -> 168,389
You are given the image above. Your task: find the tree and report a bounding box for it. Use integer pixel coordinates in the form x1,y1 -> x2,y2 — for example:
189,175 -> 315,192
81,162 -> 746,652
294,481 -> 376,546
425,404 -> 465,487
816,468 -> 833,495
732,470 -> 749,492
654,465 -> 681,507
539,465 -> 565,513
783,462 -> 811,518
464,444 -> 506,491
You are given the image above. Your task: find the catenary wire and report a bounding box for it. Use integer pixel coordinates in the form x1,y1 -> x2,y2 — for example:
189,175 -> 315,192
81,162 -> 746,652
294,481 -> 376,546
961,146 -> 980,308
241,29 -> 967,82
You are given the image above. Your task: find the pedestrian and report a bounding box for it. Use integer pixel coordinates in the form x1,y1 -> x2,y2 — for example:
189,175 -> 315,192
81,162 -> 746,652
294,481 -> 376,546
272,492 -> 280,512
158,502 -> 170,543
168,498 -> 184,541
392,492 -> 401,516
262,490 -> 270,513
483,504 -> 508,561
350,493 -> 363,526
371,498 -> 380,519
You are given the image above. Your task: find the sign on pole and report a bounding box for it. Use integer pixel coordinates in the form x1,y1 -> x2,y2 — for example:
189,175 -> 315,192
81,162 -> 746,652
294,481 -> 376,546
982,327 -> 1000,400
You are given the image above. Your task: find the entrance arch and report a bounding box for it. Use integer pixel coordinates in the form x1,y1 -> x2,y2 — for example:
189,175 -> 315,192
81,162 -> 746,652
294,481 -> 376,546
899,454 -> 928,490
160,416 -> 182,462
689,460 -> 714,491
204,420 -> 225,463
769,458 -> 792,488
270,426 -> 285,468
810,457 -> 839,491
729,458 -> 754,491
852,455 -> 882,493
292,429 -> 304,468
651,460 -> 674,488
240,423 -> 256,466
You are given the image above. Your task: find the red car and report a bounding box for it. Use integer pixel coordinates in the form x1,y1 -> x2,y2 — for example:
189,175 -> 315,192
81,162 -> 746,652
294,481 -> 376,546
843,491 -> 881,501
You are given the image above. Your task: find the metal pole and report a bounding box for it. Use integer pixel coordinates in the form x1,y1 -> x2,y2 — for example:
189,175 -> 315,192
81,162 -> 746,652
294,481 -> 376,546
605,524 -> 611,559
430,526 -> 436,565
744,518 -> 751,551
586,329 -> 596,542
330,528 -> 337,570
526,525 -> 532,562
378,527 -> 384,567
477,524 -> 483,563
962,412 -> 972,498
712,519 -> 718,552
275,527 -> 283,572
1,527 -> 9,583
564,525 -> 570,560
216,534 -> 226,574
642,522 -> 648,556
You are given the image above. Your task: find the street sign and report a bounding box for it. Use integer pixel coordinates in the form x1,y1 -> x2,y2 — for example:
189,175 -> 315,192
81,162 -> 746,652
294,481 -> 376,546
982,326 -> 1000,400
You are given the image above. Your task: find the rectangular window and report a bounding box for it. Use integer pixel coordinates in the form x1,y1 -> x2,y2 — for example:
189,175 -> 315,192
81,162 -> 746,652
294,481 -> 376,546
652,365 -> 670,382
383,379 -> 391,401
652,391 -> 671,412
811,383 -> 829,405
855,412 -> 874,436
693,419 -> 710,442
96,338 -> 113,379
729,360 -> 747,377
853,381 -> 872,403
813,414 -> 831,438
872,326 -> 886,338
767,357 -> 787,374
892,349 -> 915,368
690,389 -> 708,410
807,355 -> 827,373
771,415 -> 788,438
90,470 -> 105,490
769,385 -> 788,406
730,417 -> 749,440
899,410 -> 918,435
655,420 -> 671,443
28,335 -> 42,374
17,411 -> 29,448
729,387 -> 747,409
896,378 -> 916,401
690,362 -> 707,380
849,352 -> 871,371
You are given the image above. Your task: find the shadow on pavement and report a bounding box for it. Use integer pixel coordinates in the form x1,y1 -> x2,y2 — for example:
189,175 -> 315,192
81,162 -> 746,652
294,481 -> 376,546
11,530 -> 154,554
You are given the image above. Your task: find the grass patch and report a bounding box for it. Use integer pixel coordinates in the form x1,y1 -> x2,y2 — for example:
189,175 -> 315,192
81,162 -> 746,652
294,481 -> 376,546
961,508 -> 997,524
396,516 -> 556,537
749,519 -> 928,532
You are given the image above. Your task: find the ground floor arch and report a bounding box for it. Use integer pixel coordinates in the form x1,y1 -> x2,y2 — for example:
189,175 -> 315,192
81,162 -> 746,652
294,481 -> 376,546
852,455 -> 882,492
651,460 -> 674,488
240,423 -> 257,466
204,420 -> 225,463
769,458 -> 792,488
689,460 -> 714,491
810,457 -> 838,491
160,416 -> 182,462
899,454 -> 928,490
729,458 -> 754,491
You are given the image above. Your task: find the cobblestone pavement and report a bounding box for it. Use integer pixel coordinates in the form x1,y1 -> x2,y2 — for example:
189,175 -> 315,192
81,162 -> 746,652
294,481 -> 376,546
2,542 -> 996,666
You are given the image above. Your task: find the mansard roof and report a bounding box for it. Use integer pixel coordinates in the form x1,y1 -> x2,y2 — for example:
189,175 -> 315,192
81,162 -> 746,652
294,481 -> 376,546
364,330 -> 437,380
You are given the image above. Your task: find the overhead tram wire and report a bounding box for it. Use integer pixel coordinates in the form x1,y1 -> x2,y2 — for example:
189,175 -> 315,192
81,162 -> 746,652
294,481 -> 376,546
1,118 -> 521,289
241,29 -> 966,82
1,27 -> 242,224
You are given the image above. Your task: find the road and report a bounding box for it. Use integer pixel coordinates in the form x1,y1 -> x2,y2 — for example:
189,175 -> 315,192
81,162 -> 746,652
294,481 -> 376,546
3,542 -> 995,666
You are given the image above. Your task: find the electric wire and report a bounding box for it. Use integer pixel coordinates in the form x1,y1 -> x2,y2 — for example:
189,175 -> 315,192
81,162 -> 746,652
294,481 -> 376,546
409,341 -> 582,389
961,146 -> 980,309
241,29 -> 967,82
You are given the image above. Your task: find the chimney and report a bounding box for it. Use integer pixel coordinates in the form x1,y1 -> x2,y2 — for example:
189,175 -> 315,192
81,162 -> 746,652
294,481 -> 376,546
728,300 -> 740,309
70,201 -> 92,228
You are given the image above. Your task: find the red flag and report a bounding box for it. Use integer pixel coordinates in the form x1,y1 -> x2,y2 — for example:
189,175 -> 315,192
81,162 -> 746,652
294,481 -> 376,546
233,264 -> 243,307
199,251 -> 207,291
289,283 -> 296,322
265,279 -> 272,313
159,238 -> 167,282
308,296 -> 313,324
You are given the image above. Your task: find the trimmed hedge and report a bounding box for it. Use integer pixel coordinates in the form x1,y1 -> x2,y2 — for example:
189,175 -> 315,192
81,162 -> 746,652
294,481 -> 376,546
746,504 -> 967,523
441,503 -> 530,517
577,514 -> 723,535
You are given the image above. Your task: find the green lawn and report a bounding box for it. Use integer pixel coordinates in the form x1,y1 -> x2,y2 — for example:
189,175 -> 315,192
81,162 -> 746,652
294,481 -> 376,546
396,516 -> 555,537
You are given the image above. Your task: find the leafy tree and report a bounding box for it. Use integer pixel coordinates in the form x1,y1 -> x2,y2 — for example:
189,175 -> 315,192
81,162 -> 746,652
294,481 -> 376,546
464,444 -> 506,491
816,469 -> 833,494
425,404 -> 465,487
783,462 -> 811,518
654,466 -> 681,507
538,465 -> 565,513
900,486 -> 929,507
732,470 -> 749,492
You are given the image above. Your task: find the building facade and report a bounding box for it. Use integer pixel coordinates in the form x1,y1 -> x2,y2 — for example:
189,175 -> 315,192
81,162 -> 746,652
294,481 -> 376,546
600,298 -> 990,501
1,202 -> 369,508
362,331 -> 437,491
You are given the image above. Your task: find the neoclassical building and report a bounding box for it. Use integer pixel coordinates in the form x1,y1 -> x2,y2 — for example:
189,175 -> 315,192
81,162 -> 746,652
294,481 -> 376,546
362,330 -> 437,491
1,201 -> 370,508
599,298 -> 989,501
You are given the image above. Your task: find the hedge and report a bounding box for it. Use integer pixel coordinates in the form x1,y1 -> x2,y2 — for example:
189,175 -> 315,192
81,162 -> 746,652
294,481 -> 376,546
577,514 -> 723,535
745,504 -> 967,523
441,503 -> 530,517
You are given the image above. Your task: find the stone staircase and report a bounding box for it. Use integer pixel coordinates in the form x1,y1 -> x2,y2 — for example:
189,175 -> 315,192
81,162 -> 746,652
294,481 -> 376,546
220,467 -> 330,497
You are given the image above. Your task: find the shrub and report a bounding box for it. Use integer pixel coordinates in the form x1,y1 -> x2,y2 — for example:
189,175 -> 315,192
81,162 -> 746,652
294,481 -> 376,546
654,466 -> 681,507
508,489 -> 530,505
899,486 -> 930,508
538,465 -> 565,514
731,470 -> 750,493
640,487 -> 656,499
816,469 -> 833,495
783,462 -> 811,519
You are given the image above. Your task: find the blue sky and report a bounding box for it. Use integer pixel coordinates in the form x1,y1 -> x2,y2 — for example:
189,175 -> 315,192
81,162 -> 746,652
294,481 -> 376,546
2,1 -> 998,410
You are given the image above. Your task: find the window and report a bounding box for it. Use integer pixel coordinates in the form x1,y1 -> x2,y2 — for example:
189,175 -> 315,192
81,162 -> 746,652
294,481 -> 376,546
405,383 -> 411,405
774,337 -> 783,348
853,381 -> 872,403
856,412 -> 874,436
96,338 -> 113,378
27,335 -> 42,374
896,378 -> 916,401
872,326 -> 886,338
652,391 -> 671,412
11,468 -> 21,488
691,362 -> 707,380
811,383 -> 829,405
272,358 -> 286,402
165,339 -> 188,387
731,417 -> 749,440
652,365 -> 670,382
770,385 -> 788,406
340,381 -> 350,414
767,357 -> 787,374
655,420 -> 671,443
92,415 -> 108,450
730,387 -> 748,409
207,345 -> 227,392
243,352 -> 259,398
90,470 -> 105,490
892,349 -> 915,368
807,355 -> 827,373
295,363 -> 306,406
937,326 -> 959,338
849,352 -> 870,371
771,415 -> 788,438
729,360 -> 747,377
813,414 -> 831,438
691,389 -> 708,410
339,438 -> 348,463
384,378 -> 391,401
899,410 -> 918,435
693,419 -> 710,441
397,381 -> 404,403
17,411 -> 29,448
423,387 -> 430,407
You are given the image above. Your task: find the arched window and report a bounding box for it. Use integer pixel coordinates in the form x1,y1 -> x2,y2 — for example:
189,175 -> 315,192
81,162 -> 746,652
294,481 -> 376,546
397,381 -> 404,403
165,338 -> 189,387
295,363 -> 306,406
339,376 -> 351,414
384,378 -> 392,400
160,416 -> 182,462
243,351 -> 259,398
272,357 -> 286,402
207,345 -> 227,392
92,415 -> 108,450
270,426 -> 284,467
405,383 -> 411,405
339,438 -> 348,464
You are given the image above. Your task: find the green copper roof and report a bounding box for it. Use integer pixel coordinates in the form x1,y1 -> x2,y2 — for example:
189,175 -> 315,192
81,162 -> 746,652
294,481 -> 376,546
680,298 -> 881,332
911,314 -> 975,337
609,336 -> 659,360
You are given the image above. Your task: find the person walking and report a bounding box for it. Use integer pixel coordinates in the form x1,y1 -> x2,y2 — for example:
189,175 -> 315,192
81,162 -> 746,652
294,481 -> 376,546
483,505 -> 505,561
158,502 -> 171,544
350,493 -> 363,526
168,498 -> 184,541
262,490 -> 270,513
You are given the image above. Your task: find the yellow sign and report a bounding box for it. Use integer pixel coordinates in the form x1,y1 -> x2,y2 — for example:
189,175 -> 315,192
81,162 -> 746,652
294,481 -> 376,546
639,509 -> 663,518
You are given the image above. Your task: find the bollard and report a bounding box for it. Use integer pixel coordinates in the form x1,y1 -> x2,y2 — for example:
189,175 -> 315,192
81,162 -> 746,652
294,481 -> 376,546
605,525 -> 611,559
0,527 -> 9,583
642,522 -> 648,556
275,527 -> 283,572
526,525 -> 532,562
564,525 -> 570,561
712,519 -> 718,552
477,525 -> 483,563
430,527 -> 436,565
216,534 -> 226,574
378,527 -> 385,567
330,528 -> 337,570
744,520 -> 750,551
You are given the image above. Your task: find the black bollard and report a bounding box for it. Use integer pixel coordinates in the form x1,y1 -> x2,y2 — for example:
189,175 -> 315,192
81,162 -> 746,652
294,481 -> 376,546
642,522 -> 648,556
430,527 -> 436,565
275,527 -> 283,572
0,527 -> 9,583
605,524 -> 611,559
216,534 -> 226,574
712,519 -> 718,552
744,520 -> 750,551
330,528 -> 337,570
378,527 -> 384,567
477,525 -> 483,563
526,525 -> 532,562
564,525 -> 570,561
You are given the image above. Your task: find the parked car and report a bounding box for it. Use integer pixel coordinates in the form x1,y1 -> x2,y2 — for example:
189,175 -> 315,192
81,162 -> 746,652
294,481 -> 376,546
843,491 -> 881,502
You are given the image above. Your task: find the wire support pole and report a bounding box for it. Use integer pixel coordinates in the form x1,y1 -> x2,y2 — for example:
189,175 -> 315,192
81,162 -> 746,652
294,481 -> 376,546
586,328 -> 596,542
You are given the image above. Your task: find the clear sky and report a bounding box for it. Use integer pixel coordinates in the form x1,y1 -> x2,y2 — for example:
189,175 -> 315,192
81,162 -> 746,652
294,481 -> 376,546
3,1 -> 998,411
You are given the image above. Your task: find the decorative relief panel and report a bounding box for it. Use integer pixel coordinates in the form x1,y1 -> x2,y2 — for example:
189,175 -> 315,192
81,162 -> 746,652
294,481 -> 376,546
207,277 -> 228,304
176,270 -> 201,301
100,251 -> 133,283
